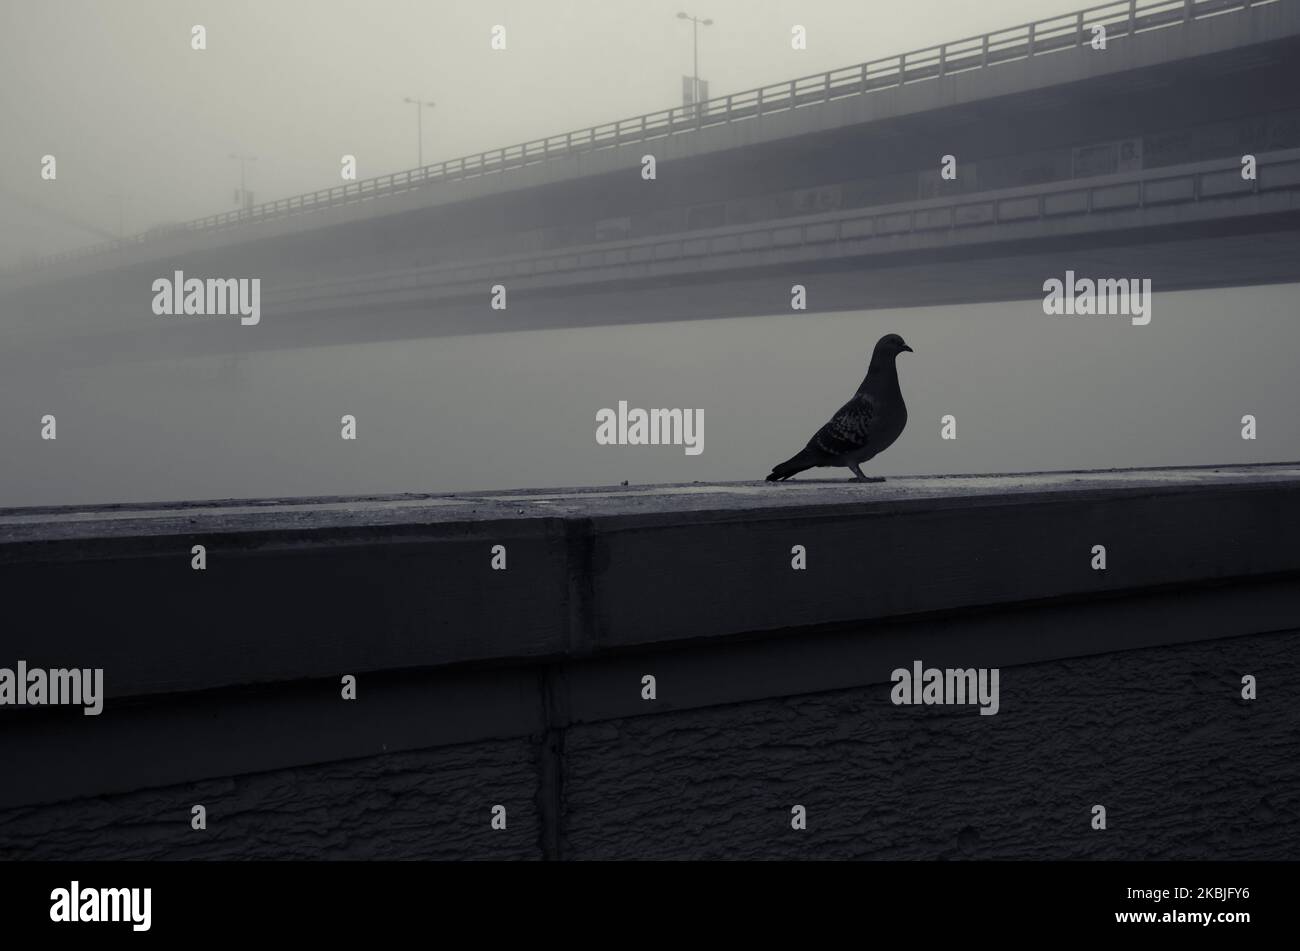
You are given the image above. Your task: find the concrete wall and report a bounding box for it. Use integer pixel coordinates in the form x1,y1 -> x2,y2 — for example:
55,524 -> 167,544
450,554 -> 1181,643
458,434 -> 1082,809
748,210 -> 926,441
1,627 -> 1295,860
1,466 -> 1297,860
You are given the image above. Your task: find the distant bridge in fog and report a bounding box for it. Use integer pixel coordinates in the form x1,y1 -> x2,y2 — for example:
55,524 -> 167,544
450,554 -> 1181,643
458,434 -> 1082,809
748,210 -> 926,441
10,0 -> 1287,271
4,0 -> 1300,360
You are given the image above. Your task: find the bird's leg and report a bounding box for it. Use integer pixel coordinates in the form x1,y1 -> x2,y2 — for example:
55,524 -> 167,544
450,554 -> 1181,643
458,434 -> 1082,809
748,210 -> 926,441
849,463 -> 885,483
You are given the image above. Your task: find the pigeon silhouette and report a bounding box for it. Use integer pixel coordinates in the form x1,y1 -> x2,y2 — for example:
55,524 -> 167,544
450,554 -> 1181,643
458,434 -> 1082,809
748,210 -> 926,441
766,333 -> 913,482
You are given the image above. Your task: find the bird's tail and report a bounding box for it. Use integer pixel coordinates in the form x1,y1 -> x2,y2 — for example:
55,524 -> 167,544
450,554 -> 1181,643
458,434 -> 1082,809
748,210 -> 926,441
766,449 -> 819,482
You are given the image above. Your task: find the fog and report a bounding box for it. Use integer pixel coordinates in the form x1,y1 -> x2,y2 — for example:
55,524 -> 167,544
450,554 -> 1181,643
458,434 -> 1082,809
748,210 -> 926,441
1,1 -> 1297,507
1,0 -> 1091,266
3,284 -> 1298,507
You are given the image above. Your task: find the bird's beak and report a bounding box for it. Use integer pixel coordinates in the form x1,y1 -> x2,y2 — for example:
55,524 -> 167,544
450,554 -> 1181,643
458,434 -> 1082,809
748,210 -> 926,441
901,344 -> 914,353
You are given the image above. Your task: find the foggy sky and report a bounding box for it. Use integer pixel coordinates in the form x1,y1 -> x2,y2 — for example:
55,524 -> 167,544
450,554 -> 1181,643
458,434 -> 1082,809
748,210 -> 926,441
1,0 -> 1092,267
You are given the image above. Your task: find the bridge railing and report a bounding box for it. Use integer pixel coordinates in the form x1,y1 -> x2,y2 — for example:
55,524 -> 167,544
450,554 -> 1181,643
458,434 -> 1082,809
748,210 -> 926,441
11,0 -> 1277,275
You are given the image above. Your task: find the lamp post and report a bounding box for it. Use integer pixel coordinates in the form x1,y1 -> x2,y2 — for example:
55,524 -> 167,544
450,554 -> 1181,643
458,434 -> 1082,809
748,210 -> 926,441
676,11 -> 713,114
403,97 -> 436,169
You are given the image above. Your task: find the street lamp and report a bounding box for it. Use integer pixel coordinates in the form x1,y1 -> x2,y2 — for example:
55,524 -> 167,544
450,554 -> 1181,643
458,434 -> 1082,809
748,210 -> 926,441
403,97 -> 436,169
676,11 -> 713,114
228,153 -> 257,215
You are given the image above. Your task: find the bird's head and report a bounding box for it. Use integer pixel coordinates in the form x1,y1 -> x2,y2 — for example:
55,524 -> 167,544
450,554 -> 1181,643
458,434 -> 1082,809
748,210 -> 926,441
875,333 -> 914,358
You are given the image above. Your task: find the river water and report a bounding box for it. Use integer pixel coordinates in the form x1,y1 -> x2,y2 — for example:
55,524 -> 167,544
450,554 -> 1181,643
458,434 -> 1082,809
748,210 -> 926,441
2,283 -> 1297,508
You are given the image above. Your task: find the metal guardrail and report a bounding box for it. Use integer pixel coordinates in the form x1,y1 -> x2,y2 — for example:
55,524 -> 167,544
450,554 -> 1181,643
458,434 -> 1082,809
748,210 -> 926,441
13,0 -> 1279,274
260,147 -> 1300,309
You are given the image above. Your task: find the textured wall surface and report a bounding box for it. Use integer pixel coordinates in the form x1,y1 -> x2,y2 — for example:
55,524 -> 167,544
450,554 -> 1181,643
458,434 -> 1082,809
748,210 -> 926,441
560,630 -> 1300,860
1,630 -> 1295,861
0,739 -> 542,861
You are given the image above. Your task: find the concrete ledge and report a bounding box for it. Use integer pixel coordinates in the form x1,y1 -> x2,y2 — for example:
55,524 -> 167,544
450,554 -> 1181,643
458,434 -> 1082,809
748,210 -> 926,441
2,464 -> 1298,699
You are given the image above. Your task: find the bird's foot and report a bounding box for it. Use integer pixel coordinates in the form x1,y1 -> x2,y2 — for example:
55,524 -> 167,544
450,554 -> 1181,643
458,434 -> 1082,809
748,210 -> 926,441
850,475 -> 886,483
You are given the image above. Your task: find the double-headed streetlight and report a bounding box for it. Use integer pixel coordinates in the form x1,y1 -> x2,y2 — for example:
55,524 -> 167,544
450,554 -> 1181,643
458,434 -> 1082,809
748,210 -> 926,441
676,11 -> 713,113
403,97 -> 436,169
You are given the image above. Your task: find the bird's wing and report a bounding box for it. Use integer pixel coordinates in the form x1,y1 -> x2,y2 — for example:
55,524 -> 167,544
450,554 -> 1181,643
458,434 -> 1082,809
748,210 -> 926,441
806,393 -> 874,457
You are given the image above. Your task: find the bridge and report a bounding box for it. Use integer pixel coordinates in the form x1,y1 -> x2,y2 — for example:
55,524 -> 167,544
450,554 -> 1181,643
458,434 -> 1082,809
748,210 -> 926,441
2,464 -> 1297,859
4,0 -> 1300,361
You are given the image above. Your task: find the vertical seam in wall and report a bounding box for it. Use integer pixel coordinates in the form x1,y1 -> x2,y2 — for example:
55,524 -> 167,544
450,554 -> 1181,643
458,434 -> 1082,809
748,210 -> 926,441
564,516 -> 599,656
532,516 -> 593,859
536,664 -> 568,861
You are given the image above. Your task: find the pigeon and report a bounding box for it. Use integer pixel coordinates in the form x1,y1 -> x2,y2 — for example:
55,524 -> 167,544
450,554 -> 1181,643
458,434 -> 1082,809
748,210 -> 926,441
766,333 -> 913,482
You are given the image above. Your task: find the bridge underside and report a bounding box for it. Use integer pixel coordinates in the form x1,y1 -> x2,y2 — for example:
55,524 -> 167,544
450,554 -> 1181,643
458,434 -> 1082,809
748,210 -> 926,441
12,211 -> 1300,367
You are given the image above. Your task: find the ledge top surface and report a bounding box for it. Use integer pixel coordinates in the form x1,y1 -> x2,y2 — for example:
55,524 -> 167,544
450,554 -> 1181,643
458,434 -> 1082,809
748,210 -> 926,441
2,462 -> 1298,546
